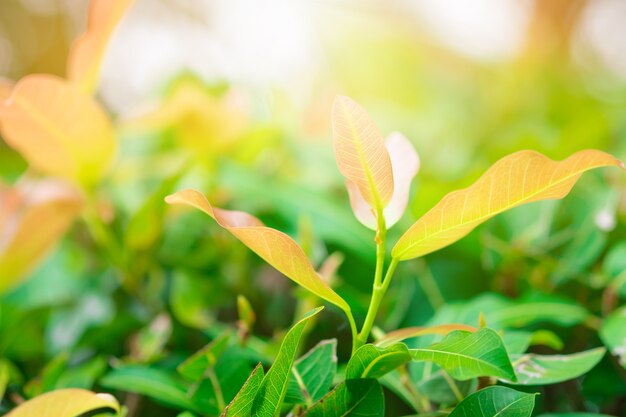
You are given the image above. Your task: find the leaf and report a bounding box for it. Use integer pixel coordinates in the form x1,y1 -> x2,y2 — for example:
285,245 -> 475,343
502,331 -> 532,356
165,190 -> 350,312
346,343 -> 411,379
427,292 -> 590,330
100,366 -> 199,412
222,363 -> 264,417
347,132 -> 419,229
285,339 -> 337,405
0,179 -> 83,294
332,95 -> 393,212
0,359 -> 11,399
303,379 -> 384,417
0,75 -> 116,186
448,386 -> 536,417
393,150 -> 623,260
67,0 -> 135,93
410,328 -> 516,381
5,388 -> 119,417
178,332 -> 231,381
376,324 -> 476,348
537,413 -> 612,417
507,348 -> 605,386
251,307 -> 323,416
599,306 -> 626,368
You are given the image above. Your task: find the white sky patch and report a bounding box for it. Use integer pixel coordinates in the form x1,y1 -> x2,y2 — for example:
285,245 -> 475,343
576,0 -> 626,80
404,0 -> 532,61
99,0 -> 321,113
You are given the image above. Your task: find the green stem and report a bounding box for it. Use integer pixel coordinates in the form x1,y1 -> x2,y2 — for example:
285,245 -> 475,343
357,257 -> 399,347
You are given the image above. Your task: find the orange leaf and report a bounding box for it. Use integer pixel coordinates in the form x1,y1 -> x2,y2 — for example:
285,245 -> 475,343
67,0 -> 135,93
0,179 -> 83,294
347,132 -> 419,229
393,150 -> 624,261
165,189 -> 350,312
332,95 -> 393,213
0,74 -> 116,186
5,388 -> 119,417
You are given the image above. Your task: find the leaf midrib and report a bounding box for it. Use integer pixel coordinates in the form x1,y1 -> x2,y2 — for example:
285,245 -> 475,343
339,98 -> 384,211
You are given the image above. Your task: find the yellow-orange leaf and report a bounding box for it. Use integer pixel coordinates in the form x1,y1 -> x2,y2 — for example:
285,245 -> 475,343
392,150 -> 624,261
0,179 -> 83,294
67,0 -> 134,93
5,388 -> 119,417
0,74 -> 116,186
165,189 -> 350,313
332,95 -> 393,212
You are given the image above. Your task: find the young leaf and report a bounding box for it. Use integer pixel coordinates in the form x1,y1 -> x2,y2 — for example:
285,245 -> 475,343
0,179 -> 83,294
448,386 -> 536,417
0,75 -> 116,186
393,150 -> 623,260
304,379 -> 384,417
165,190 -> 350,312
177,332 -> 231,381
285,339 -> 337,405
332,95 -> 393,213
506,347 -> 605,386
67,0 -> 135,93
251,307 -> 323,416
599,306 -> 626,368
410,328 -> 516,381
347,132 -> 419,229
222,364 -> 264,417
5,388 -> 119,417
346,343 -> 411,379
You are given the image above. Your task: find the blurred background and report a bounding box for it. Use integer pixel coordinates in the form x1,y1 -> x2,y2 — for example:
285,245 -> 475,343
1,0 -> 626,415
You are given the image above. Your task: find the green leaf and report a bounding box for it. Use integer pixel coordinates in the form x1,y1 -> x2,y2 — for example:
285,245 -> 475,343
285,339 -> 337,405
537,414 -> 615,417
100,366 -> 199,412
410,328 -> 516,381
222,363 -> 264,417
449,386 -> 536,417
304,379 -> 384,417
502,331 -> 532,356
599,306 -> 626,369
428,293 -> 590,331
0,359 -> 11,400
346,343 -> 411,379
251,307 -> 323,416
177,332 -> 231,381
507,348 -> 605,386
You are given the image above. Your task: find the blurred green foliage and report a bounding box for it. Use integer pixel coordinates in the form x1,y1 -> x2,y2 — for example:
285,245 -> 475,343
1,1 -> 626,416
